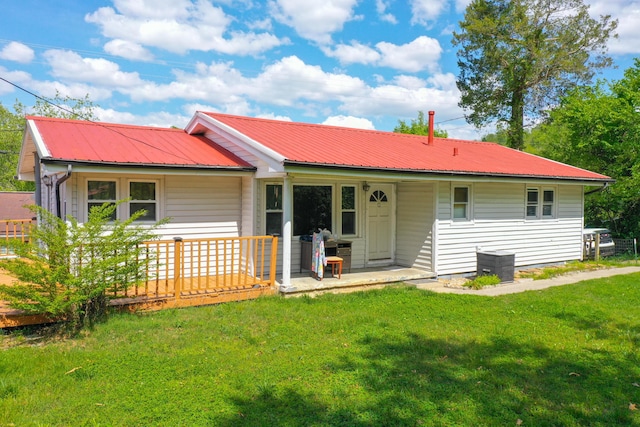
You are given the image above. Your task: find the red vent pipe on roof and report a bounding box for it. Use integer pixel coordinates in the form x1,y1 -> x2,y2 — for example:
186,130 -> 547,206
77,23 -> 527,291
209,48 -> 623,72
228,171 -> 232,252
428,110 -> 435,145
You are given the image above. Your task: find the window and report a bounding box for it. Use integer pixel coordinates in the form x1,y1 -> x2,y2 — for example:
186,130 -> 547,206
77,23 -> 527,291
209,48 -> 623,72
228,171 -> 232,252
88,180 -> 117,220
453,186 -> 470,220
527,188 -> 555,219
129,181 -> 157,221
265,184 -> 283,235
341,185 -> 356,235
293,185 -> 332,236
542,190 -> 555,217
526,189 -> 539,218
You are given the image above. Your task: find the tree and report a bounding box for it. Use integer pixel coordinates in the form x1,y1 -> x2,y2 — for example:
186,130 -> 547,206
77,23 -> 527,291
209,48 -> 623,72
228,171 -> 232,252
0,201 -> 169,330
0,103 -> 33,191
533,59 -> 640,236
0,92 -> 99,191
394,111 -> 448,137
453,0 -> 617,150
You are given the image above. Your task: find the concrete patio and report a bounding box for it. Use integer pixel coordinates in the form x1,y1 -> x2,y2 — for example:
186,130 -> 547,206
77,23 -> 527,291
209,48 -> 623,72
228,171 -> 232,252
280,265 -> 436,296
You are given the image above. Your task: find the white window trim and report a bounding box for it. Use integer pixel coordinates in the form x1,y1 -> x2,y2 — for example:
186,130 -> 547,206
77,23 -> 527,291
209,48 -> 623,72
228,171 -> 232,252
84,176 -> 163,223
526,186 -> 557,220
452,184 -> 472,222
127,179 -> 161,223
340,184 -> 357,236
85,178 -> 119,221
264,182 -> 283,236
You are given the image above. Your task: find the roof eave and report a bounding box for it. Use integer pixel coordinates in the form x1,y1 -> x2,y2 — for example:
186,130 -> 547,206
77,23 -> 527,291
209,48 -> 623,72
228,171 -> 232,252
282,161 -> 614,184
41,158 -> 256,173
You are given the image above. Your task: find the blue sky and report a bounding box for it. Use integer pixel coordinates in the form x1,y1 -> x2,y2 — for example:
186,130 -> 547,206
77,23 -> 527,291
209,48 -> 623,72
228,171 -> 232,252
0,0 -> 638,140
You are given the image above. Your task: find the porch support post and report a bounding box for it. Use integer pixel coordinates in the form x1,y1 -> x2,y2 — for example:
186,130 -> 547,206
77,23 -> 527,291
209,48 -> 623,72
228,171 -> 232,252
281,175 -> 292,288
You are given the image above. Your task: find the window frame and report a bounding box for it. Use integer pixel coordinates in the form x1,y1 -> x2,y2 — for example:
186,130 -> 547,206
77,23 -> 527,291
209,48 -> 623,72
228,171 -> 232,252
128,179 -> 159,222
452,185 -> 472,222
526,187 -> 556,220
340,184 -> 357,236
265,183 -> 283,236
87,179 -> 118,221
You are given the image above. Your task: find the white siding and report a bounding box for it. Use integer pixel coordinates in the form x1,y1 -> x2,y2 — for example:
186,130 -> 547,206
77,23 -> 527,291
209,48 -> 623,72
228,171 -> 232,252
163,175 -> 242,239
69,173 -> 243,240
435,182 -> 584,275
396,182 -> 434,270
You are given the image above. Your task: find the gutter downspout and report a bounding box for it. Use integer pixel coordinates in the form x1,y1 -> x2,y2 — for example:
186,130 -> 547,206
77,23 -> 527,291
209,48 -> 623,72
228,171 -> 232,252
33,152 -> 42,208
55,165 -> 72,218
585,182 -> 609,196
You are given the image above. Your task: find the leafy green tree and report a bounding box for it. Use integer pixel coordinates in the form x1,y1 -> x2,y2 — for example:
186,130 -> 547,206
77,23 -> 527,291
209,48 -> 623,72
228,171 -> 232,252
482,125 -> 542,154
394,111 -> 448,137
0,201 -> 169,330
30,91 -> 99,121
534,59 -> 640,236
0,102 -> 33,191
453,0 -> 617,150
0,92 -> 99,191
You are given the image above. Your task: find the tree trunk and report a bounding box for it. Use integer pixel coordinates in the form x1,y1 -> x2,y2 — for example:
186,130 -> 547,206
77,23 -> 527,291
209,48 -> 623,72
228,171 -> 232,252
508,88 -> 525,150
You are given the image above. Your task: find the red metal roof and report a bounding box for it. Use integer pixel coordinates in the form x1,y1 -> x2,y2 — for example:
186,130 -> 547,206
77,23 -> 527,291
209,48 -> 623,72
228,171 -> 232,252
203,112 -> 611,181
28,116 -> 252,169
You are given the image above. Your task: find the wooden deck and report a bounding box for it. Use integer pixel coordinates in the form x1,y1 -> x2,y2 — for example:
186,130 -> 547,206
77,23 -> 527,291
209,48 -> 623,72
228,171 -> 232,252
0,234 -> 279,328
0,272 -> 278,328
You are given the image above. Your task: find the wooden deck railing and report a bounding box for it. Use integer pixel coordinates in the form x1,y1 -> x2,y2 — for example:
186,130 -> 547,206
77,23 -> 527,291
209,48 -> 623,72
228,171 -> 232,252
116,235 -> 279,301
0,219 -> 35,256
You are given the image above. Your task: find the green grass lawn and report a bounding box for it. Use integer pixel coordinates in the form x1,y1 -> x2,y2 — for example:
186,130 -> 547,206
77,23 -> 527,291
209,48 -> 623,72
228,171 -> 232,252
1,274 -> 640,426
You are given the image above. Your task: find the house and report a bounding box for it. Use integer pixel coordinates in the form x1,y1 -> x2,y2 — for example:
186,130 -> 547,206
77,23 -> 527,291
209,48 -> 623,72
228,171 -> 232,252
0,192 -> 35,221
0,191 -> 36,244
17,112 -> 612,290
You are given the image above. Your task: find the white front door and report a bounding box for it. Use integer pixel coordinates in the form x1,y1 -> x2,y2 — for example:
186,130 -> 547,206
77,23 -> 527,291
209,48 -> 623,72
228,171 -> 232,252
367,184 -> 393,260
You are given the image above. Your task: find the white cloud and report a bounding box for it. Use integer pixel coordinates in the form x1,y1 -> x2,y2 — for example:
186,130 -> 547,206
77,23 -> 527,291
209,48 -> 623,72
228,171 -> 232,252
392,75 -> 427,90
340,72 -> 461,120
376,36 -> 442,72
455,0 -> 472,13
104,39 -> 155,61
250,56 -> 368,105
43,50 -> 144,88
410,0 -> 449,26
29,80 -> 113,102
247,18 -> 273,31
322,41 -> 381,65
0,42 -> 35,64
376,0 -> 398,24
584,0 -> 640,55
86,1 -> 284,56
608,7 -> 640,54
256,113 -> 293,121
269,0 -> 359,44
322,115 -> 375,129
0,67 -> 32,95
324,36 -> 442,72
95,106 -> 190,128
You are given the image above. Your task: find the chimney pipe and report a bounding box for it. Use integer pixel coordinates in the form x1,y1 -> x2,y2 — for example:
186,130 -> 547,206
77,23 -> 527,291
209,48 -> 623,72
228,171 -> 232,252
428,111 -> 435,145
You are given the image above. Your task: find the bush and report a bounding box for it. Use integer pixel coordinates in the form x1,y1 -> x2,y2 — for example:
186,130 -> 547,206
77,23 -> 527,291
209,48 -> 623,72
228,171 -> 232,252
0,201 -> 169,331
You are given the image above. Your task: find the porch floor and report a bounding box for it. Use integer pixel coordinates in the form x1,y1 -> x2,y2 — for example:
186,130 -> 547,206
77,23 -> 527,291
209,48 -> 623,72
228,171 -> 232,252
280,266 -> 436,296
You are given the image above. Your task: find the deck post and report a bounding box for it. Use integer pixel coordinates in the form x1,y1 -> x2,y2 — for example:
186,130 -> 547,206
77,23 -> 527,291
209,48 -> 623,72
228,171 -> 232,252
173,237 -> 183,301
281,176 -> 292,288
270,236 -> 278,287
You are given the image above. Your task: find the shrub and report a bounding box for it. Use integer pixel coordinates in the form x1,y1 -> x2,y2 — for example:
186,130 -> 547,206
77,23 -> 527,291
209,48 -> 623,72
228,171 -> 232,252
0,201 -> 169,330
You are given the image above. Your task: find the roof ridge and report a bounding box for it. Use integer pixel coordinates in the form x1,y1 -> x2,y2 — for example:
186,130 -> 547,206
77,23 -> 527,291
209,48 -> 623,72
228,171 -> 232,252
204,111 -> 488,142
26,115 -> 181,132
